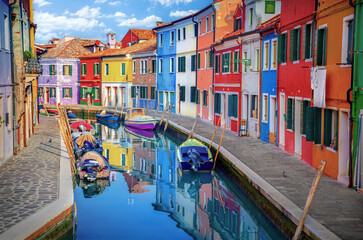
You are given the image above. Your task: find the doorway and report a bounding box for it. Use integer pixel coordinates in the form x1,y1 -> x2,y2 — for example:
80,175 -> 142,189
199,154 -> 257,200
208,87 -> 212,121
270,96 -> 276,143
339,111 -> 349,185
45,87 -> 49,104
279,93 -> 285,147
0,96 -> 4,161
295,99 -> 302,155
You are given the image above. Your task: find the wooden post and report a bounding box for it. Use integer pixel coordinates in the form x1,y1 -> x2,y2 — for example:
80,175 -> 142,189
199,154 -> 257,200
164,104 -> 173,133
209,112 -> 223,150
187,115 -> 200,140
293,160 -> 327,240
57,119 -> 76,174
145,100 -> 149,115
213,177 -> 225,213
212,123 -> 226,169
158,102 -> 170,125
154,102 -> 161,118
41,100 -> 50,117
161,135 -> 173,166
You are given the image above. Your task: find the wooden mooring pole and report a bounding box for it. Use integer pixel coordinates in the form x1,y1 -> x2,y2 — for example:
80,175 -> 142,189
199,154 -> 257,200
41,100 -> 50,117
145,100 -> 149,115
158,102 -> 170,126
209,112 -> 223,150
154,102 -> 161,118
187,115 -> 200,140
212,123 -> 226,170
293,160 -> 327,240
164,104 -> 173,133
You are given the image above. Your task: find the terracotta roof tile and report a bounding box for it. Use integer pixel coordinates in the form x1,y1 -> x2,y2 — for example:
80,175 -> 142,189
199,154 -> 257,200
130,29 -> 156,40
257,14 -> 281,30
42,38 -> 94,58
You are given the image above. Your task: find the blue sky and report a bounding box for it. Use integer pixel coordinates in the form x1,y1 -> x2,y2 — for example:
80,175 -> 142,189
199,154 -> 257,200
33,0 -> 211,44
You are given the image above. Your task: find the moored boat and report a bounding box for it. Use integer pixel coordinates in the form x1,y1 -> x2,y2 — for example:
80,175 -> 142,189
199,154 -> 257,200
124,108 -> 158,130
76,151 -> 110,182
96,112 -> 120,122
73,134 -> 103,158
177,139 -> 213,172
97,118 -> 121,129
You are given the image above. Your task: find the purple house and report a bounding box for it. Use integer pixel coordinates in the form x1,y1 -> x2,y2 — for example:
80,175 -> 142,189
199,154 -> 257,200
38,37 -> 105,105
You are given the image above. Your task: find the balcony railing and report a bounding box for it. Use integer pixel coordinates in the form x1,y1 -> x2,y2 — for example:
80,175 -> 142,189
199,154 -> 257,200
24,59 -> 43,75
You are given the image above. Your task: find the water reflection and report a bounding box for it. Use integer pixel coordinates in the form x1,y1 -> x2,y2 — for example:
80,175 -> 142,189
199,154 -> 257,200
74,122 -> 286,240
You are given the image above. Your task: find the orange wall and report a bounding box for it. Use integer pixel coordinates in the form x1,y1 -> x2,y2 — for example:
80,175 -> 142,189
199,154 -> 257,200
214,0 -> 241,42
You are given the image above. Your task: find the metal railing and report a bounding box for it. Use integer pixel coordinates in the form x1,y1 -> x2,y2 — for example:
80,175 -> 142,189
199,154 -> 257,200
24,59 -> 42,74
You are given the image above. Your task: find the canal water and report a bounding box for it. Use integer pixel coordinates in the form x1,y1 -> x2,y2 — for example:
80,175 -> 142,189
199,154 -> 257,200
73,121 -> 287,240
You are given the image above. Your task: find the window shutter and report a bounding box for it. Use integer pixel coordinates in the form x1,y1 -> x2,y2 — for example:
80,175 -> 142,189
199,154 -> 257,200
286,99 -> 292,129
324,109 -> 332,147
292,99 -> 295,131
85,64 -> 87,75
191,55 -> 196,71
180,86 -> 185,101
94,64 -> 96,75
296,28 -> 300,60
228,95 -> 233,117
97,64 -> 100,75
317,29 -> 324,66
196,89 -> 200,104
322,28 -> 327,65
80,87 -> 83,99
277,35 -> 282,63
69,65 -> 72,76
289,30 -> 294,61
314,108 -> 322,144
198,53 -> 201,69
63,65 -> 65,75
209,51 -> 214,68
306,106 -> 315,141
302,26 -> 306,60
70,88 -> 72,98
182,57 -> 185,72
49,65 -> 52,75
62,88 -> 65,98
145,86 -> 148,99
191,86 -> 196,103
334,112 -> 339,150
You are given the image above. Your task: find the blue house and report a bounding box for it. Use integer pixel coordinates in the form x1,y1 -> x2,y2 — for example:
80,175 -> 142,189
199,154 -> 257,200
0,0 -> 13,162
259,15 -> 280,145
154,23 -> 177,112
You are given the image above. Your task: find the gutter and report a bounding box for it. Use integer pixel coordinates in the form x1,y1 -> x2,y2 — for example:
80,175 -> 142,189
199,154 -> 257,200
192,14 -> 198,116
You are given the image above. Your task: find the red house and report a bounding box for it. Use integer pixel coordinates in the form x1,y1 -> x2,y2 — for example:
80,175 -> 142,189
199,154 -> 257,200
277,0 -> 315,164
120,29 -> 156,48
212,5 -> 244,133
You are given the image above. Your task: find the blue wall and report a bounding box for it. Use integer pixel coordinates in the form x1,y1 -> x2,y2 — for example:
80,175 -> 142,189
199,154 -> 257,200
260,32 -> 278,144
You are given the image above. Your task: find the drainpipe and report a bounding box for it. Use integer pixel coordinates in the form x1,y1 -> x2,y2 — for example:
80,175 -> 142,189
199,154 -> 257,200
347,0 -> 356,188
211,4 -> 216,122
192,14 -> 198,117
258,31 -> 262,139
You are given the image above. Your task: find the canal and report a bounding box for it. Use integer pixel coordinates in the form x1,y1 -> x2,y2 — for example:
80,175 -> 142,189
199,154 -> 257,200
73,120 -> 287,240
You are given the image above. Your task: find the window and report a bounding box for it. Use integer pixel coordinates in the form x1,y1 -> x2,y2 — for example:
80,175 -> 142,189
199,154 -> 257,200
151,86 -> 156,100
209,51 -> 214,68
133,60 -> 136,73
206,17 -> 209,32
251,95 -> 258,119
303,23 -> 313,59
243,52 -> 248,72
105,63 -> 109,75
214,93 -> 221,114
140,86 -> 148,99
190,86 -> 196,103
81,64 -> 87,76
4,14 -> 10,50
177,29 -> 181,41
255,49 -> 260,71
80,87 -> 86,99
38,87 -> 43,97
203,90 -> 207,106
198,53 -> 201,69
228,94 -> 238,118
262,94 -> 268,121
159,58 -> 163,73
179,86 -> 185,101
215,55 -> 220,73
191,55 -> 196,71
152,60 -> 156,73
346,20 -> 354,64
198,21 -> 202,35
301,100 -> 310,135
50,87 -> 56,98
121,63 -> 126,76
250,8 -> 253,26
271,39 -> 277,69
63,88 -> 72,98
222,52 -> 231,73
324,109 -> 339,150
233,51 -> 240,73
264,41 -> 270,70
183,27 -> 186,40
341,17 -> 354,64
211,14 -> 215,30
289,28 -> 300,61
286,98 -> 295,131
205,51 -> 208,68
170,57 -> 174,73
140,60 -> 147,74
178,56 -> 186,72
94,63 -> 100,75
170,31 -> 175,46
234,18 -> 242,31
278,33 -> 287,63
265,1 -> 275,14
94,87 -> 100,100
131,86 -> 136,98
159,33 -> 163,47
49,65 -> 56,75
196,89 -> 200,104
316,27 -> 327,66
63,65 -> 72,76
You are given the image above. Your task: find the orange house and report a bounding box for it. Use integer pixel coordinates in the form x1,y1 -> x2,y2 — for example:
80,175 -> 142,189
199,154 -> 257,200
311,0 -> 354,184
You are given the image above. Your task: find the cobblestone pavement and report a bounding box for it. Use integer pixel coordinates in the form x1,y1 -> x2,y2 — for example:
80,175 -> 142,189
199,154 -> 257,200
0,116 -> 62,235
153,111 -> 363,240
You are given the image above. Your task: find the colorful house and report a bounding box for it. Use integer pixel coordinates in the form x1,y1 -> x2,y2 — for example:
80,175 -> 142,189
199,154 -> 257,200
258,14 -> 280,144
277,0 -> 314,164
194,4 -> 215,121
154,22 -> 177,112
130,39 -> 157,109
120,29 -> 156,48
309,0 -> 354,183
39,37 -> 103,105
0,0 -> 13,163
213,5 -> 244,133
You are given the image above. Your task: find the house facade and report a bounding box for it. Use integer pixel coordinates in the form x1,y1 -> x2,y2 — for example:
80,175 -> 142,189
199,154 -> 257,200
120,29 -> 155,48
79,56 -> 102,106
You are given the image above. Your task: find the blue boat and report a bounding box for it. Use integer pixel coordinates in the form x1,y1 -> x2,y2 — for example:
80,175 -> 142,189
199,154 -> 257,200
73,134 -> 103,158
97,118 -> 121,129
176,139 -> 214,172
96,113 -> 120,122
68,112 -> 77,119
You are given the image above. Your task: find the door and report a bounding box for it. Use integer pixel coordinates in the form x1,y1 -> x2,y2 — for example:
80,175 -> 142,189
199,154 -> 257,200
0,96 -> 4,160
270,97 -> 276,144
295,99 -> 302,155
221,94 -> 225,125
208,87 -> 213,120
87,94 -> 92,105
45,87 -> 49,104
279,93 -> 285,146
339,111 -> 349,185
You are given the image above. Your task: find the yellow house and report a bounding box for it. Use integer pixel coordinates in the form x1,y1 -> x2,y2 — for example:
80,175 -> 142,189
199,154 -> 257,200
103,141 -> 134,171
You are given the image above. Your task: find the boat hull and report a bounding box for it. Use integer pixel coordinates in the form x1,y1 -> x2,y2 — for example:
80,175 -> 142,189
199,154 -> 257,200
125,126 -> 160,142
125,119 -> 158,130
96,114 -> 120,122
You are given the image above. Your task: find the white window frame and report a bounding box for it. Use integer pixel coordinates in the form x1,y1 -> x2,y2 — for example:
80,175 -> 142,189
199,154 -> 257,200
159,33 -> 163,47
4,14 -> 10,51
222,51 -> 231,74
170,57 -> 175,73
121,62 -> 126,76
133,60 -> 136,74
206,17 -> 209,33
170,31 -> 175,46
271,39 -> 278,70
183,27 -> 186,40
263,40 -> 270,71
82,87 -> 86,99
94,63 -> 100,76
81,63 -> 86,76
233,50 -> 240,73
243,51 -> 248,73
341,14 -> 354,66
205,50 -> 208,69
159,58 -> 163,73
198,21 -> 202,35
262,93 -> 268,123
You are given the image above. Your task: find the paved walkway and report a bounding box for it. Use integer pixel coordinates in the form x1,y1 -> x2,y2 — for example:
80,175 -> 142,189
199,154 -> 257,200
0,116 -> 70,237
153,111 -> 363,240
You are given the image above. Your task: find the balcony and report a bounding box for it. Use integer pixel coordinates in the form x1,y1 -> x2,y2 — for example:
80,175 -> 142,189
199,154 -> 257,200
24,59 -> 43,75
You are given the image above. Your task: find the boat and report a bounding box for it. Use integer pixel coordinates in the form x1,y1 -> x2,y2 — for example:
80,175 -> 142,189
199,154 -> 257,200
73,134 -> 103,158
125,126 -> 160,142
78,179 -> 110,198
67,111 -> 77,119
97,118 -> 121,129
177,139 -> 214,172
96,110 -> 120,122
70,121 -> 94,132
76,151 -> 110,182
47,109 -> 58,114
124,108 -> 158,130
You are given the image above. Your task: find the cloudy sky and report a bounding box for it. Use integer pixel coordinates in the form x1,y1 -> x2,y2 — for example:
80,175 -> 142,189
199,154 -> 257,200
34,0 -> 211,44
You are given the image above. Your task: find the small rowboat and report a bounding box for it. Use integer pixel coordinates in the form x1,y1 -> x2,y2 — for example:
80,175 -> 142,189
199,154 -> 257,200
70,121 -> 94,132
124,108 -> 158,130
177,139 -> 213,172
96,113 -> 120,122
73,134 -> 103,158
96,118 -> 121,129
76,151 -> 110,182
47,109 -> 58,114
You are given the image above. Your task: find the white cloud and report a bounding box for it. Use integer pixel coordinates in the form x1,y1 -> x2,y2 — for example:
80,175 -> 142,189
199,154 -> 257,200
150,0 -> 193,6
108,1 -> 121,5
114,12 -> 126,18
71,6 -> 102,19
169,9 -> 197,17
104,28 -> 113,33
34,0 -> 51,7
118,15 -> 162,27
94,0 -> 107,3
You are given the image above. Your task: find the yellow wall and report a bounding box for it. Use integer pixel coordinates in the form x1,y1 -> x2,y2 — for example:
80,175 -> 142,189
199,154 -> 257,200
103,142 -> 133,171
102,57 -> 133,83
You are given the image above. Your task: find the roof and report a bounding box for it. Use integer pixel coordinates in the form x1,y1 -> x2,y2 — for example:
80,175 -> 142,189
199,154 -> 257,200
213,29 -> 244,46
257,14 -> 281,31
129,29 -> 156,40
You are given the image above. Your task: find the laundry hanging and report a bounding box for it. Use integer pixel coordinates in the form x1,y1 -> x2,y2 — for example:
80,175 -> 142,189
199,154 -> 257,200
311,67 -> 326,108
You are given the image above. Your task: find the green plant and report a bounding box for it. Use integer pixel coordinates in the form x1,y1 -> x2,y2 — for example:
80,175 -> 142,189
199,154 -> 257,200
23,50 -> 35,60
0,116 -> 5,128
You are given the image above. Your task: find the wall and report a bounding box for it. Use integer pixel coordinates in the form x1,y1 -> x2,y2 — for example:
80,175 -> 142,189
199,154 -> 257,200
79,57 -> 102,106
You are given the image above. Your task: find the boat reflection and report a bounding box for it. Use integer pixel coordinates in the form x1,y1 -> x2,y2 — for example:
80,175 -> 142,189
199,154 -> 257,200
78,179 -> 111,198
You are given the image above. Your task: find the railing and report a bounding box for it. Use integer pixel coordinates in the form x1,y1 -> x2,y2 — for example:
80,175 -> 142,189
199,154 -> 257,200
24,59 -> 43,74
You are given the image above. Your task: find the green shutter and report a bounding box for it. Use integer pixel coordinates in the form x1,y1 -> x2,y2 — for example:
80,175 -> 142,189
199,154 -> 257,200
145,86 -> 148,99
198,53 -> 201,69
209,51 -> 214,68
314,108 -> 322,144
49,65 -> 52,75
69,65 -> 72,76
180,86 -> 185,101
191,86 -> 196,103
277,35 -> 282,63
191,55 -> 196,71
182,57 -> 186,72
283,34 -> 287,62
97,63 -> 100,75
131,86 -> 135,98
286,99 -> 292,129
70,88 -> 72,98
122,63 -> 125,75
196,89 -> 200,104
296,28 -> 300,60
215,93 -> 220,114
317,28 -> 327,66
80,87 -> 84,99
228,95 -> 233,117
324,109 -> 332,147
289,30 -> 295,61
302,25 -> 306,60
322,28 -> 327,65
234,95 -> 238,118
215,55 -> 220,73
63,65 -> 65,75
62,88 -> 65,98
94,64 -> 96,75
334,112 -> 339,150
85,64 -> 87,75
306,107 -> 315,141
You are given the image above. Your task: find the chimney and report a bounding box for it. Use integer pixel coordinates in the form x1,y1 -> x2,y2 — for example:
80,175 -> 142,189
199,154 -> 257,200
156,21 -> 163,26
107,33 -> 116,49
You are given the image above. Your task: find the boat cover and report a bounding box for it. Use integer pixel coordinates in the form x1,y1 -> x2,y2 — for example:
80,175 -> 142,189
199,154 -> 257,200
81,151 -> 107,168
76,134 -> 97,146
